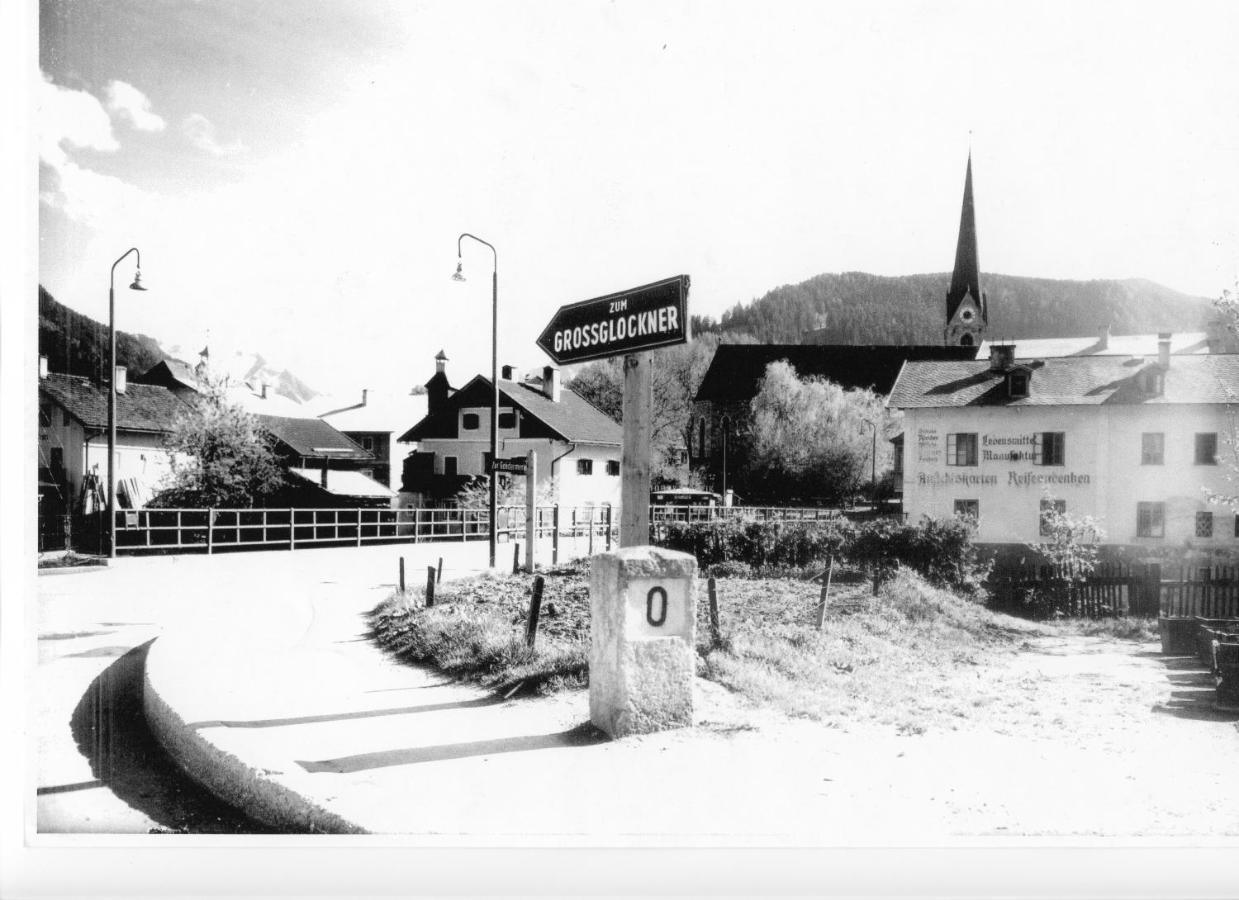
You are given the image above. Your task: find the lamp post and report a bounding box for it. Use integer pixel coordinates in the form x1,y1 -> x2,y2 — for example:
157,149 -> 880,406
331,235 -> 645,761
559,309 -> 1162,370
867,418 -> 878,510
107,248 -> 146,558
452,233 -> 499,568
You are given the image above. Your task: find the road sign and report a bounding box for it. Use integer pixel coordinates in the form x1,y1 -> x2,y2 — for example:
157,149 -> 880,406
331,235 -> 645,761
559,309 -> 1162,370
536,274 -> 690,366
487,456 -> 529,476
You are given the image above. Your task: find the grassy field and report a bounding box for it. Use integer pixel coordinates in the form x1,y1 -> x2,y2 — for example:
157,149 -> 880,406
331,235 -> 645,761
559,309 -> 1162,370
367,560 -> 1153,733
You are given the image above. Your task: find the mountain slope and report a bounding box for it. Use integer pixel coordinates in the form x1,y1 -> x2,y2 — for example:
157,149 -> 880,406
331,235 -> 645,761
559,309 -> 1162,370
705,272 -> 1217,345
38,285 -> 166,379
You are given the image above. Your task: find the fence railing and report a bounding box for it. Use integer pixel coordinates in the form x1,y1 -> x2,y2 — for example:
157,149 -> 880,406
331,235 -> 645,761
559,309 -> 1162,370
1156,564 -> 1239,619
111,504 -> 619,557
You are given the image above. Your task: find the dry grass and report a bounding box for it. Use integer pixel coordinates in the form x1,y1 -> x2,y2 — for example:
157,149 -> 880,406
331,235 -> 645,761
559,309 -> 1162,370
1050,616 -> 1160,642
368,562 -> 1043,731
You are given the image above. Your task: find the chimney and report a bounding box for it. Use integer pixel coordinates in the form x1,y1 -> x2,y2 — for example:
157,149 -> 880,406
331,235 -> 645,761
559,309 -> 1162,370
38,355 -> 48,379
1097,324 -> 1110,350
543,365 -> 561,401
988,344 -> 1015,371
361,388 -> 368,406
501,364 -> 515,381
260,382 -> 268,400
427,350 -> 450,414
1158,332 -> 1171,369
115,365 -> 128,394
320,462 -> 329,488
435,350 -> 447,374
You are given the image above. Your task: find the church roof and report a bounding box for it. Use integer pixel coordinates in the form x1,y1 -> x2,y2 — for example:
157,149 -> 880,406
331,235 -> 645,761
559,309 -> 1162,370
945,153 -> 986,325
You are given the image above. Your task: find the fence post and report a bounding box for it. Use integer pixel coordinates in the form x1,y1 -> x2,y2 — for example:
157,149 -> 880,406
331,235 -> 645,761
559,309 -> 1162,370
1143,562 -> 1162,618
588,510 -> 595,556
513,542 -> 521,575
207,508 -> 215,555
289,508 -> 296,550
552,505 -> 560,565
525,575 -> 545,649
437,557 -> 443,584
605,505 -> 613,551
426,566 -> 436,607
356,508 -> 362,547
816,556 -> 834,630
707,576 -> 721,646
399,557 -> 406,593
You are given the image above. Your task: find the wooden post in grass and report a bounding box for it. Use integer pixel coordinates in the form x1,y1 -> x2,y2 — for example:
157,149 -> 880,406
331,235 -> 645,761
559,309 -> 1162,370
425,566 -> 436,607
437,556 -> 443,584
707,576 -> 720,646
399,556 -> 406,594
605,505 -> 613,551
816,556 -> 834,630
513,542 -> 521,574
525,575 -> 545,649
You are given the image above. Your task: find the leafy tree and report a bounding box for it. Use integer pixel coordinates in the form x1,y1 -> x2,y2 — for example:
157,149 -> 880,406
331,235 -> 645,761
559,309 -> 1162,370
454,474 -> 558,509
744,361 -> 896,504
152,377 -> 285,508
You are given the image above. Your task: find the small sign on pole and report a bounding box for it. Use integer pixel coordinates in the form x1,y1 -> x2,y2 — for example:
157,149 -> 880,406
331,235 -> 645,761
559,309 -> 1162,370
487,456 -> 529,476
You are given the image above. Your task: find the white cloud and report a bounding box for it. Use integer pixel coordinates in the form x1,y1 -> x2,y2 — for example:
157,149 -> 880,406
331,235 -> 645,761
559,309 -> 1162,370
105,80 -> 165,132
182,113 -> 246,157
38,75 -> 118,168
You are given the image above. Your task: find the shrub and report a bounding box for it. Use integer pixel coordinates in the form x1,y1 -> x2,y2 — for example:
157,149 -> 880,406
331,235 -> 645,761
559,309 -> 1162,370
657,516 -> 854,570
846,515 -> 990,598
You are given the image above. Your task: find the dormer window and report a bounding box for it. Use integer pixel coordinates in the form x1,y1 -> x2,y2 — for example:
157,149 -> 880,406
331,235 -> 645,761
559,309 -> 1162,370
1007,369 -> 1030,399
1141,368 -> 1164,396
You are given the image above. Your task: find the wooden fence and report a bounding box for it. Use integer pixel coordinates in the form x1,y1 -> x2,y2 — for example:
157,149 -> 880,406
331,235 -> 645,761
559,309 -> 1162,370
989,561 -> 1239,620
111,504 -> 616,556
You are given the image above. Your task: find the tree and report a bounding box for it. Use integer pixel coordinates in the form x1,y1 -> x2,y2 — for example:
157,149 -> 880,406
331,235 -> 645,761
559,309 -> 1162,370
152,377 -> 285,508
567,333 -> 722,488
744,360 -> 897,504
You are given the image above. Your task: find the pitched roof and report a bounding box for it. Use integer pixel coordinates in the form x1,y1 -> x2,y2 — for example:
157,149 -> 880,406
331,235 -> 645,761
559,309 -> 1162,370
976,332 -> 1211,359
255,414 -> 373,459
888,353 -> 1239,408
38,373 -> 189,433
398,376 -> 622,445
318,390 -> 428,433
134,358 -> 205,393
288,467 -> 395,498
693,344 -> 980,403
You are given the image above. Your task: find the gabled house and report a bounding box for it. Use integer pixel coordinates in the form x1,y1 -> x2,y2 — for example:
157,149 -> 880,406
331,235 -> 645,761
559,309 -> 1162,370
318,388 -> 428,491
397,353 -> 623,509
254,413 -> 393,507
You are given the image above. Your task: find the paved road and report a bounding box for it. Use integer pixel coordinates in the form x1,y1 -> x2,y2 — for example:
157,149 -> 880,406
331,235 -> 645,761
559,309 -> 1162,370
34,539 -> 546,833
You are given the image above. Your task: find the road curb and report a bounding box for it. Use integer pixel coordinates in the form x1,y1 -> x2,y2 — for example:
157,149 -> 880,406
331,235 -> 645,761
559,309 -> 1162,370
142,634 -> 368,835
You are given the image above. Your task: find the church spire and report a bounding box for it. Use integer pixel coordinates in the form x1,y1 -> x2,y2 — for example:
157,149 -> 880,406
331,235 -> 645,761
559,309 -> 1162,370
943,152 -> 987,346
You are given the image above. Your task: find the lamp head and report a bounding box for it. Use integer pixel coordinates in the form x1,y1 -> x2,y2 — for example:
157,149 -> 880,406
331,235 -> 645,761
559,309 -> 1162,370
451,260 -> 466,283
129,269 -> 147,291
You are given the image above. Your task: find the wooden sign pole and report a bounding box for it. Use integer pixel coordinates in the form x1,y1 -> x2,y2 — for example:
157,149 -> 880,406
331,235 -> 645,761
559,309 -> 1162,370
620,353 -> 652,548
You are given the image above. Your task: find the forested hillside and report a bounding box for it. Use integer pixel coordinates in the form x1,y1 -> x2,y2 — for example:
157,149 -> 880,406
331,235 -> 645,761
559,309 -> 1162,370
38,285 -> 166,379
695,272 -> 1216,344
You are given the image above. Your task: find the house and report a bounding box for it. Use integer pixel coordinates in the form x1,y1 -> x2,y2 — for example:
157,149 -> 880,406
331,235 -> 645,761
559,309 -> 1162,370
397,353 -> 623,509
253,413 -> 393,507
887,339 -> 1239,550
318,388 -> 428,491
38,357 -> 189,548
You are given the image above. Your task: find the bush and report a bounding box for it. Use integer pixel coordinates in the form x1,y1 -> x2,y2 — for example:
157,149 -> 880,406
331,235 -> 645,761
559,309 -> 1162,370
845,515 -> 990,598
657,516 -> 854,570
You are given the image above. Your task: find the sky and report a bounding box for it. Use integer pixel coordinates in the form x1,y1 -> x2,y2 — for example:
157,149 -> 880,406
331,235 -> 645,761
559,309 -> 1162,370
34,0 -> 1239,400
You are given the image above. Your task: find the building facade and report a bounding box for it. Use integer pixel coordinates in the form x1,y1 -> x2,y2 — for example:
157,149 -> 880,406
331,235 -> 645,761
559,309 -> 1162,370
888,342 -> 1239,550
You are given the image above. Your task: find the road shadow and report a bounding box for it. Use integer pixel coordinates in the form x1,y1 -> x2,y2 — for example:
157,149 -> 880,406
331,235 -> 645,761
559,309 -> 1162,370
296,721 -> 607,774
189,695 -> 505,730
1152,653 -> 1239,723
66,641 -> 280,833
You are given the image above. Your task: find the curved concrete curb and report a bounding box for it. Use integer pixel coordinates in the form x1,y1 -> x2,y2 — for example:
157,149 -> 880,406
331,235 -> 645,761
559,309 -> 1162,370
142,634 -> 367,835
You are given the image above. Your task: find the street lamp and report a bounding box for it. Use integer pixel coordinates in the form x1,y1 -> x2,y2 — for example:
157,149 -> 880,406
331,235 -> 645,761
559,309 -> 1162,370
452,233 -> 499,568
867,418 -> 878,510
107,247 -> 146,558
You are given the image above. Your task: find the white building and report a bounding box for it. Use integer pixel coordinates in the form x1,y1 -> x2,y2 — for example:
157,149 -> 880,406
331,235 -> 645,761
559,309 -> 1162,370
398,353 -> 623,510
888,340 -> 1239,549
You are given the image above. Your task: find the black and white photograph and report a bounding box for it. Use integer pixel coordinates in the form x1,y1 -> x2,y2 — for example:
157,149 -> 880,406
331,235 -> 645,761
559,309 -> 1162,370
4,0 -> 1239,896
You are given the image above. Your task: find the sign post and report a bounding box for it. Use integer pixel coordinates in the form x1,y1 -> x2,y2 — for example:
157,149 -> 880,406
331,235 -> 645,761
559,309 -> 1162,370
524,450 -> 537,573
619,354 -> 652,548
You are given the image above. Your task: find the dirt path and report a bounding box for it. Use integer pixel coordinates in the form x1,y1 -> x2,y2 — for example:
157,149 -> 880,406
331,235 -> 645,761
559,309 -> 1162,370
778,632 -> 1239,839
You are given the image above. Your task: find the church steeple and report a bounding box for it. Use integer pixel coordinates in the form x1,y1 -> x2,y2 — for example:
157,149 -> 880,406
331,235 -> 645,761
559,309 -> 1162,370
944,153 -> 987,347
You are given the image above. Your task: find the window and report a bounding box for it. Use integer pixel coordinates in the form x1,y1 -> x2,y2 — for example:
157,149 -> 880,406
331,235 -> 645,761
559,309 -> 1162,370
606,459 -> 620,476
1008,371 -> 1030,398
360,436 -> 374,451
576,459 -> 593,475
462,413 -> 480,431
1038,432 -> 1065,466
443,456 -> 457,477
1039,499 -> 1066,536
953,499 -> 979,520
1136,501 -> 1165,538
1195,433 -> 1218,465
945,433 -> 978,467
360,468 -> 374,480
63,410 -> 71,427
1196,511 -> 1214,538
498,411 -> 516,429
1141,433 -> 1164,465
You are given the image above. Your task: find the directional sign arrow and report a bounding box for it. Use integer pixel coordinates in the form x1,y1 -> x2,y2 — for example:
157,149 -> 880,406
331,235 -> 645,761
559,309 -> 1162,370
536,275 -> 690,366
